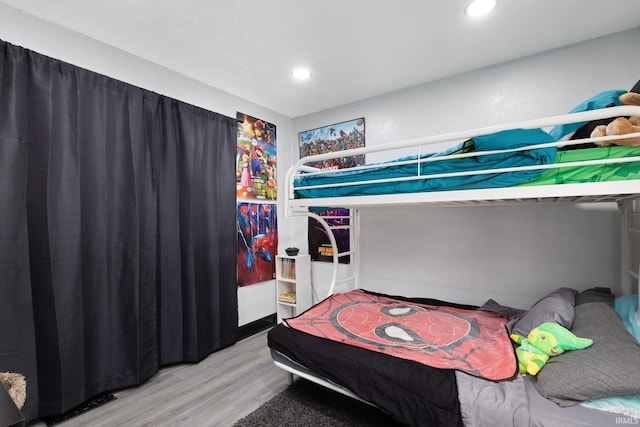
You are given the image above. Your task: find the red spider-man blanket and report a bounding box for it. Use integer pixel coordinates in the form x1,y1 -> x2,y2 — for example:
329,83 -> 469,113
285,289 -> 517,381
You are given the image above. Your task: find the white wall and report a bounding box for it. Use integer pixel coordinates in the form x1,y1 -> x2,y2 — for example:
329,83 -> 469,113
3,2 -> 639,317
290,29 -> 640,309
0,3 -> 293,326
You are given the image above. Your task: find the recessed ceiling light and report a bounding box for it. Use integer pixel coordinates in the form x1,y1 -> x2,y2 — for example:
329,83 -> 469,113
291,67 -> 312,81
464,0 -> 497,17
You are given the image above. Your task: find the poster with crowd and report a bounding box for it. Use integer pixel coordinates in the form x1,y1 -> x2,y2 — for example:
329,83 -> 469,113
298,117 -> 365,170
236,113 -> 277,201
298,118 -> 365,264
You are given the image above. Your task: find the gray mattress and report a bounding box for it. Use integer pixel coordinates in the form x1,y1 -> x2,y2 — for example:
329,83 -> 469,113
456,371 -> 620,426
273,348 -> 620,426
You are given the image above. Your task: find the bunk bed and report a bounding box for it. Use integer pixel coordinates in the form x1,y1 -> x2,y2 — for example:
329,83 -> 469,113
268,100 -> 640,426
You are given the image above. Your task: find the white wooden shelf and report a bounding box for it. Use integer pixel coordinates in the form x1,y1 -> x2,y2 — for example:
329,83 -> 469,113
275,254 -> 311,323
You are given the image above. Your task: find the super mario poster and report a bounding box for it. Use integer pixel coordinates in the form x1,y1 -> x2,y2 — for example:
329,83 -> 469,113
237,202 -> 278,287
237,113 -> 277,201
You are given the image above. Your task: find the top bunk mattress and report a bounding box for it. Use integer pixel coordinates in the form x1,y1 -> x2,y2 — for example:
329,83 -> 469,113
294,144 -> 640,199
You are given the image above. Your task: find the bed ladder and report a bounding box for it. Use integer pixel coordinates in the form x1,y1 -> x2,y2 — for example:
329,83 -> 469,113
295,208 -> 360,300
620,197 -> 640,308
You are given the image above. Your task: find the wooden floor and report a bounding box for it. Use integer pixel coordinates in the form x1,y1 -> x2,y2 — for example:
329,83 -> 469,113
28,328 -> 289,427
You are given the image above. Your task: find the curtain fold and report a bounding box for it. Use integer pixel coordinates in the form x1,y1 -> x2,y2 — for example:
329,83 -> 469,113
0,39 -> 238,421
149,96 -> 238,364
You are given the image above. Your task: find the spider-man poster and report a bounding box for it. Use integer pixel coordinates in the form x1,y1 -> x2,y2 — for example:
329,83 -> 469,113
237,202 -> 278,287
237,113 -> 277,201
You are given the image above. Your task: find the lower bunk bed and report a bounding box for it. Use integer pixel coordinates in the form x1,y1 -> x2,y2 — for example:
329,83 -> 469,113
268,288 -> 640,426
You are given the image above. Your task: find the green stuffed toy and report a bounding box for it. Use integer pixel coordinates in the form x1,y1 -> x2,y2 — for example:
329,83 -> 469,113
511,322 -> 593,376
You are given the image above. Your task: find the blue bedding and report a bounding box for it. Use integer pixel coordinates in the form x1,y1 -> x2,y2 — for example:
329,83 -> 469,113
295,128 -> 556,198
549,90 -> 626,140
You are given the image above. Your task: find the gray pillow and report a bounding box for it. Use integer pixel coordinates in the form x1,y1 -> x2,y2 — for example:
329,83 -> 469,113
535,302 -> 640,406
507,287 -> 577,337
575,287 -> 614,307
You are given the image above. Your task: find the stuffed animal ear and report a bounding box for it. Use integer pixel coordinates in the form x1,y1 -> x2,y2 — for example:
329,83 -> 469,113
510,333 -> 526,345
619,92 -> 640,106
603,118 -> 640,147
591,125 -> 610,146
561,336 -> 593,351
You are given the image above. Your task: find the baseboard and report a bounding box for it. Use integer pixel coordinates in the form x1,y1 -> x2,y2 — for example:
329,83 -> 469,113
41,393 -> 116,426
238,313 -> 276,340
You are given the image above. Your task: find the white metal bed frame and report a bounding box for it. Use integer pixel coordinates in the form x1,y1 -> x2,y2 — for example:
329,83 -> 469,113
286,106 -> 640,210
285,105 -> 640,294
276,104 -> 640,398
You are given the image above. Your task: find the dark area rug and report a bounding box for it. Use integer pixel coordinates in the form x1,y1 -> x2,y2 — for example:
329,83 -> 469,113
232,378 -> 407,427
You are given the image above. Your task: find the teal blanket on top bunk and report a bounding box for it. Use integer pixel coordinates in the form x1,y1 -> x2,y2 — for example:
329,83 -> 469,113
295,128 -> 556,198
294,90 -> 629,199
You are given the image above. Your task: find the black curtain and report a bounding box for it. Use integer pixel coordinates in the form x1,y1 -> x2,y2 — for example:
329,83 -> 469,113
0,39 -> 238,421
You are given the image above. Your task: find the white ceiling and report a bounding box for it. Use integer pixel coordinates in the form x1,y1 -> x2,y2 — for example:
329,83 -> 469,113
1,0 -> 639,118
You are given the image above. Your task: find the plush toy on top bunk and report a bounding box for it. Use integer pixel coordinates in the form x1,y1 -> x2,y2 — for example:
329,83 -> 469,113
591,89 -> 640,146
511,322 -> 593,376
565,79 -> 640,148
